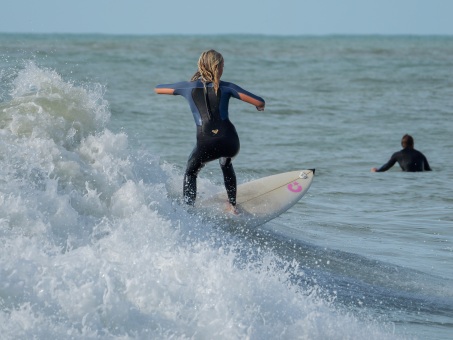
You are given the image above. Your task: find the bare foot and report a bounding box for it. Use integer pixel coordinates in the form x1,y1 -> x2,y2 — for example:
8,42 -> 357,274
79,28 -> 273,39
226,204 -> 240,216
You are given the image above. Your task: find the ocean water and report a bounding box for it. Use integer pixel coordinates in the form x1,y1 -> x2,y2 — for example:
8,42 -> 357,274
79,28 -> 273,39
0,33 -> 452,339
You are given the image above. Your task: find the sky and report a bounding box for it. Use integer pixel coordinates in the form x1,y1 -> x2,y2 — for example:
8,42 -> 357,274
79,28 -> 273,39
1,0 -> 452,36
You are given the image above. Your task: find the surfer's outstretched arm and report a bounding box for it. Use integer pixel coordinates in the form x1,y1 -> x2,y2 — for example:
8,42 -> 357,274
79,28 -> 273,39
222,81 -> 265,111
236,86 -> 265,111
154,87 -> 174,95
154,81 -> 190,95
239,93 -> 265,111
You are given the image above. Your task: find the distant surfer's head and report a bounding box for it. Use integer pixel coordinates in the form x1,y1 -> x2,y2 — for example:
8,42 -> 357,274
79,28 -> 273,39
401,134 -> 414,149
191,49 -> 224,93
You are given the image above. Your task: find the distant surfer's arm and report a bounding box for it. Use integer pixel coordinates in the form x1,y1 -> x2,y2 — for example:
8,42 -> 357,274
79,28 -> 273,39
423,155 -> 432,171
372,153 -> 398,172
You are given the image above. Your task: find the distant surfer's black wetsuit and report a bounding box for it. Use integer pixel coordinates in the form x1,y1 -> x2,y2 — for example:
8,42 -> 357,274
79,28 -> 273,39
155,80 -> 265,205
376,148 -> 432,172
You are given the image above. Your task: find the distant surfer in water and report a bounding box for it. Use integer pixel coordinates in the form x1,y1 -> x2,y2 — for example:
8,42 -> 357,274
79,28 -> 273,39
155,49 -> 265,214
371,134 -> 432,172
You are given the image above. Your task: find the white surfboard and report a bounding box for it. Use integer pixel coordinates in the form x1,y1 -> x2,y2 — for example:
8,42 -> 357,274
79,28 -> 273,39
197,169 -> 315,228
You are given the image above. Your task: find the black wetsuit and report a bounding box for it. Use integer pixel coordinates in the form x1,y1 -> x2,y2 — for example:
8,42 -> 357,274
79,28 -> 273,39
184,85 -> 240,206
155,80 -> 265,205
376,147 -> 432,172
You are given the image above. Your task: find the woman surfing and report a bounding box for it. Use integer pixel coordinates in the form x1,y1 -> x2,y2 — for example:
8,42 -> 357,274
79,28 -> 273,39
155,49 -> 265,214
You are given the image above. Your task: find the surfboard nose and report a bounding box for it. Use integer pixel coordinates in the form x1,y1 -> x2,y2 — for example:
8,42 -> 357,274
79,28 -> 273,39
309,168 -> 315,175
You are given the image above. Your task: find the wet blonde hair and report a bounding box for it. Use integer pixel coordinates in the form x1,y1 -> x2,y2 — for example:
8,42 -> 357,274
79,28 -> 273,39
191,49 -> 224,94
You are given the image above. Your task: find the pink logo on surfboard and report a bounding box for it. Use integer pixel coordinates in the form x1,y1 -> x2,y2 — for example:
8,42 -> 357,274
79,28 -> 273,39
287,182 -> 303,193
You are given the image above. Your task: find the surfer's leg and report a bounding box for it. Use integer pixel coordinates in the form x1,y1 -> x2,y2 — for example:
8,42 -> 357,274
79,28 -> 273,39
184,148 -> 206,205
219,157 -> 237,206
